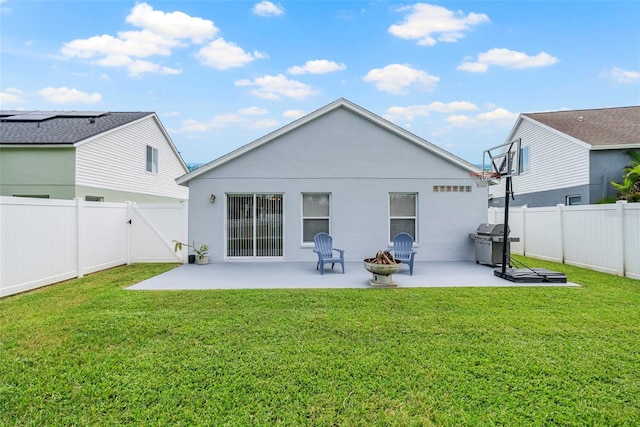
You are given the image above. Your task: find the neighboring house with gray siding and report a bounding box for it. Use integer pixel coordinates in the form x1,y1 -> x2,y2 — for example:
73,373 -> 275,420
490,106 -> 640,207
177,98 -> 486,263
0,110 -> 189,202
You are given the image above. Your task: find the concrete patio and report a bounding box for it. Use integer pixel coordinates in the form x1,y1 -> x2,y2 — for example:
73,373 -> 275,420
128,261 -> 579,290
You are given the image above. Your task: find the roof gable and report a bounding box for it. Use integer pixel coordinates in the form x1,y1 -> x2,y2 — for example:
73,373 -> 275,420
177,98 -> 478,184
521,106 -> 640,149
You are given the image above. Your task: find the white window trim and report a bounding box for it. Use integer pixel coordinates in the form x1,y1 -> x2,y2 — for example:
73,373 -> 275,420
566,194 -> 581,206
146,145 -> 158,174
388,192 -> 418,245
519,145 -> 530,175
301,192 -> 331,246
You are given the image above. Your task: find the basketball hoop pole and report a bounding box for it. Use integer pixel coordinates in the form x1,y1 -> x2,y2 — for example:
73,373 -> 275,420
501,175 -> 513,274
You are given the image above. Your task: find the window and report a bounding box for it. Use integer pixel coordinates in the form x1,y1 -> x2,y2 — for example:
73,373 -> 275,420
302,193 -> 330,243
389,193 -> 417,242
519,145 -> 530,174
146,145 -> 158,173
566,195 -> 581,206
85,196 -> 104,202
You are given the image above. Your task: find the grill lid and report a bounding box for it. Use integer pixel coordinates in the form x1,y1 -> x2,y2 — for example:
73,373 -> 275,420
475,223 -> 509,236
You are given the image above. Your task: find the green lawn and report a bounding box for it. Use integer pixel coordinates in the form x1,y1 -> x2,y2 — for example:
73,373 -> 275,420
1,258 -> 638,426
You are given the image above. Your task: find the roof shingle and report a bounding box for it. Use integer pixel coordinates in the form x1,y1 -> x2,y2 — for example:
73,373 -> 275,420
524,106 -> 640,147
0,111 -> 153,144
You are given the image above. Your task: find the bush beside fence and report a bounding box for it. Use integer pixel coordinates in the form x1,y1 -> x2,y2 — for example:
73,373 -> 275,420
489,201 -> 640,279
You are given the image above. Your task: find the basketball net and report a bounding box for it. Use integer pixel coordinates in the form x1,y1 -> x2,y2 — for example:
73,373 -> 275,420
470,171 -> 501,188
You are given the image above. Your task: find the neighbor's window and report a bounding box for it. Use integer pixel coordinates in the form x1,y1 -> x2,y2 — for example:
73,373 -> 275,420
389,193 -> 417,242
302,193 -> 330,243
566,195 -> 581,206
146,145 -> 158,173
519,145 -> 530,174
85,196 -> 104,202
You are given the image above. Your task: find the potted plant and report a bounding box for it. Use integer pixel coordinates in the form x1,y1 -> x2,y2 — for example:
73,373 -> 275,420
173,240 -> 209,265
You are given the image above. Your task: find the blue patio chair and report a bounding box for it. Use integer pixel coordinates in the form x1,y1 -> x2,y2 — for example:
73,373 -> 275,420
391,233 -> 417,275
313,232 -> 345,274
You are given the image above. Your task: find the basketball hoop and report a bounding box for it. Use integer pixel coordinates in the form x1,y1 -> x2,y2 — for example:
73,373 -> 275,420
470,171 -> 501,188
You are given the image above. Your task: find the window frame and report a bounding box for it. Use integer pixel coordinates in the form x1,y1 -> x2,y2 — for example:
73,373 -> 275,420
301,192 -> 331,245
388,192 -> 418,244
566,194 -> 581,206
146,145 -> 158,174
519,145 -> 530,174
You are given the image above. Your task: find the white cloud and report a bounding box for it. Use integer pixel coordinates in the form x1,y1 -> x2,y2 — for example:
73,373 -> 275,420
181,107 -> 278,132
94,55 -> 181,76
599,67 -> 640,84
458,48 -> 558,73
445,107 -> 518,127
125,2 -> 217,43
0,0 -> 10,15
60,2 -> 224,75
181,119 -> 211,132
248,118 -> 279,129
389,3 -> 490,46
0,87 -> 26,105
252,1 -> 285,17
384,101 -> 479,121
283,109 -> 306,120
182,114 -> 243,131
235,74 -> 318,100
196,38 -> 267,69
287,59 -> 346,75
363,64 -> 439,94
38,87 -> 102,104
238,106 -> 268,115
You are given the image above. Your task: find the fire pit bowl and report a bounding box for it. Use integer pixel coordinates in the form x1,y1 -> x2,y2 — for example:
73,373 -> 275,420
363,260 -> 402,276
364,251 -> 402,288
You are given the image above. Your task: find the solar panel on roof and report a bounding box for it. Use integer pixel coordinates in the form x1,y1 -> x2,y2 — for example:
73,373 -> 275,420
57,111 -> 108,118
0,110 -> 36,117
2,113 -> 59,121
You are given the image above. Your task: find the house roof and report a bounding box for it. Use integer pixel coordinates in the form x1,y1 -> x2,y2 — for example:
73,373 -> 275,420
522,106 -> 640,149
177,98 -> 479,185
0,110 -> 152,144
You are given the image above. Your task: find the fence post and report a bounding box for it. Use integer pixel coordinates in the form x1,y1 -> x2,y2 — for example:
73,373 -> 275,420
126,201 -> 133,265
616,200 -> 627,276
75,198 -> 84,278
557,204 -> 565,263
521,205 -> 527,256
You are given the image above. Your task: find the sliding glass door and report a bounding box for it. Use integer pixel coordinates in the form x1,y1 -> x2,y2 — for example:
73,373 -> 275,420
227,194 -> 283,257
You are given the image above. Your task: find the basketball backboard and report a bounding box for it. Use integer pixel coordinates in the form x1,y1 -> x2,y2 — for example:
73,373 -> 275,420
483,138 -> 522,177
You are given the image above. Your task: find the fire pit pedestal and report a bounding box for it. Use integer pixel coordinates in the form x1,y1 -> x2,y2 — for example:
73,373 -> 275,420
363,260 -> 402,288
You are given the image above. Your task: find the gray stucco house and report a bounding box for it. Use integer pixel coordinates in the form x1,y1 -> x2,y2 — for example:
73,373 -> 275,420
177,98 -> 486,263
0,110 -> 189,202
490,106 -> 640,207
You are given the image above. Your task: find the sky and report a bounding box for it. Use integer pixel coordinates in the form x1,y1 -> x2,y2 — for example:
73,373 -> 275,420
1,0 -> 639,165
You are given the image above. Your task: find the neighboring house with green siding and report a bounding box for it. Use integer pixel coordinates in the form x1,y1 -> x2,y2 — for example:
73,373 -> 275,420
0,110 -> 188,202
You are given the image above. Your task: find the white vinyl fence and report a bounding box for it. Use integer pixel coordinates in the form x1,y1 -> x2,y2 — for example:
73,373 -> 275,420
0,197 -> 188,297
488,201 -> 640,279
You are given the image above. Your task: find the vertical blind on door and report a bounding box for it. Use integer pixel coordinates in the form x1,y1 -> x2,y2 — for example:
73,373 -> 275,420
227,194 -> 283,257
